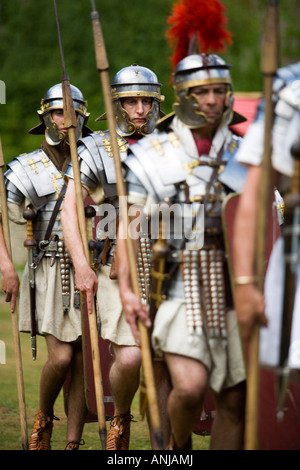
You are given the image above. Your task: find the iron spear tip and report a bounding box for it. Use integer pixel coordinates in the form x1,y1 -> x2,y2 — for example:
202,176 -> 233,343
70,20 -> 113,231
154,431 -> 164,450
90,0 -> 99,20
99,428 -> 107,450
276,366 -> 290,422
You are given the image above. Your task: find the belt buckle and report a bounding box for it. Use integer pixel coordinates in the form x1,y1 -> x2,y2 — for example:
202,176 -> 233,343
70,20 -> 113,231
47,239 -> 58,251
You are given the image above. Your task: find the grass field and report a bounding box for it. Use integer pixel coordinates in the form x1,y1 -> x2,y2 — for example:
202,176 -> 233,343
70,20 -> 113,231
0,296 -> 210,451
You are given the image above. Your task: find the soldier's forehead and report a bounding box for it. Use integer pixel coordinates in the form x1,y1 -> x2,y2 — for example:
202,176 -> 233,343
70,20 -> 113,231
191,83 -> 227,92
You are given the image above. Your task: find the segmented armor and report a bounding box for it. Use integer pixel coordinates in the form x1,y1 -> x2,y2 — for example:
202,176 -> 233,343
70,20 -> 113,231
5,150 -> 77,315
66,131 -> 129,199
5,150 -> 65,234
124,115 -> 246,344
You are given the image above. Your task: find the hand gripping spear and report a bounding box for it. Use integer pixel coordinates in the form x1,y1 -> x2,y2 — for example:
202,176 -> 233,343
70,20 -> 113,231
0,137 -> 28,450
53,0 -> 107,449
245,0 -> 279,450
90,0 -> 163,449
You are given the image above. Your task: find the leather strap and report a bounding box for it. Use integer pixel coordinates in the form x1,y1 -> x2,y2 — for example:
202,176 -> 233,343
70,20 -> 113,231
33,183 -> 67,268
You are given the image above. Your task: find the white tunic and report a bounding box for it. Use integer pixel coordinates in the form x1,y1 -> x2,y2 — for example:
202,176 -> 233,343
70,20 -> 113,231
236,74 -> 300,370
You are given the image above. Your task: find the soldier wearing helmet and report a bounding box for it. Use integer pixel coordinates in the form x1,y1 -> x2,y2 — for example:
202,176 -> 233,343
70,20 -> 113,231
61,65 -> 165,450
4,83 -> 92,450
115,52 -> 249,450
29,83 -> 90,145
107,65 -> 164,137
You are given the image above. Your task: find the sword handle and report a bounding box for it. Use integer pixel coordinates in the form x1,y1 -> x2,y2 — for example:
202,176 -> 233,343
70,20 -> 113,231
284,140 -> 300,219
23,207 -> 37,249
290,139 -> 300,195
151,218 -> 169,310
85,205 -> 97,267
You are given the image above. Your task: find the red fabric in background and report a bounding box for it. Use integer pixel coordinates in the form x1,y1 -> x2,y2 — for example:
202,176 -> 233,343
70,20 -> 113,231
231,93 -> 261,136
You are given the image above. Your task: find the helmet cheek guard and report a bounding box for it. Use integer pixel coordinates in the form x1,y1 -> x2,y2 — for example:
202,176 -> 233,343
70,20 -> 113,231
173,91 -> 207,129
42,112 -> 65,146
223,89 -> 234,126
114,97 -> 162,136
140,99 -> 162,135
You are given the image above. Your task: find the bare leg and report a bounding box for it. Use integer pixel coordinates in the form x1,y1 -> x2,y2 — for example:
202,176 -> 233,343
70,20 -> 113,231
40,335 -> 74,415
29,335 -> 78,450
109,344 -> 141,413
106,344 -> 141,450
210,381 -> 246,450
65,342 -> 87,443
165,353 -> 208,448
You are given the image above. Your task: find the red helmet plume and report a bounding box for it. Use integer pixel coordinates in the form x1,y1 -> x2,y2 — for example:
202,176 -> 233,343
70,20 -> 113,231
166,0 -> 232,71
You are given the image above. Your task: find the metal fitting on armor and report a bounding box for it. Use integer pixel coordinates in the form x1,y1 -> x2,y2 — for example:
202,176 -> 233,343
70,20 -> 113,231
172,54 -> 234,129
29,83 -> 91,146
97,65 -> 164,137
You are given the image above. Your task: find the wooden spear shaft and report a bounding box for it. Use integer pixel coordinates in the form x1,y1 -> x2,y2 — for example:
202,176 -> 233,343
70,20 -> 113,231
90,2 -> 163,448
245,0 -> 279,450
0,137 -> 28,450
61,78 -> 107,450
53,0 -> 106,449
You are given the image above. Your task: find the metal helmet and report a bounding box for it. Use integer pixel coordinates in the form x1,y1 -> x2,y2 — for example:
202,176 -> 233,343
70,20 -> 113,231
172,53 -> 234,129
97,65 -> 164,136
29,83 -> 90,145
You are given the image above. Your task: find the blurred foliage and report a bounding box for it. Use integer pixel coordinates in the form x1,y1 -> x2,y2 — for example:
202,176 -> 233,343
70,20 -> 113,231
0,0 -> 299,161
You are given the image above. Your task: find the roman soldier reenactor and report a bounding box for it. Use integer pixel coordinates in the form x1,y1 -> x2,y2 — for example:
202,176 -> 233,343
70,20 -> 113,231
61,65 -> 165,450
4,83 -> 91,450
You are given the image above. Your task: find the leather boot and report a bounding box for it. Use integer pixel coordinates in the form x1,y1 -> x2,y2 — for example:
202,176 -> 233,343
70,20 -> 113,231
65,439 -> 85,450
28,409 -> 58,450
106,411 -> 133,450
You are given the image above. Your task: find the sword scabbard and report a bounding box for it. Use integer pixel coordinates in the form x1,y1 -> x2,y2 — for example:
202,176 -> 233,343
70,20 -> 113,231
23,207 -> 37,360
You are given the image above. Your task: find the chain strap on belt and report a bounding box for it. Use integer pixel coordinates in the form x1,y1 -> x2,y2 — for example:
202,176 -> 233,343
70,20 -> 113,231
180,246 -> 227,346
182,249 -> 203,344
199,247 -> 227,346
137,237 -> 152,303
57,240 -> 71,314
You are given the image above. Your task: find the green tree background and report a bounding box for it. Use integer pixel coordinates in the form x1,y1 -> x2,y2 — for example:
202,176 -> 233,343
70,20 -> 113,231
0,0 -> 299,162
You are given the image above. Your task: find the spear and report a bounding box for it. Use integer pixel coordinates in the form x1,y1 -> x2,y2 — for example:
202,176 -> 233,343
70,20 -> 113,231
0,137 -> 28,450
90,0 -> 163,449
53,0 -> 107,449
245,0 -> 279,450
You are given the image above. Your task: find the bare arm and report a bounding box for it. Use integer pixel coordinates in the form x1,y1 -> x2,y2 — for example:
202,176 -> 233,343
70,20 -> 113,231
61,179 -> 98,313
0,222 -> 19,312
233,165 -> 267,343
117,215 -> 150,346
